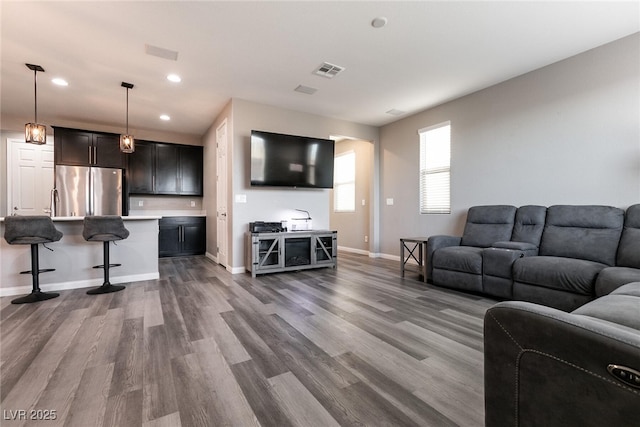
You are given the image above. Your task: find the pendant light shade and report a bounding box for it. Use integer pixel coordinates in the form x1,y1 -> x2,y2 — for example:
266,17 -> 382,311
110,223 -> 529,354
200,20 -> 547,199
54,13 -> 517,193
25,63 -> 47,145
120,82 -> 135,153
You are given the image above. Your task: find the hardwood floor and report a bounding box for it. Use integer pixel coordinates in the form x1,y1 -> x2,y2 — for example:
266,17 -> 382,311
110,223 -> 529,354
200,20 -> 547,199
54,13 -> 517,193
0,252 -> 495,426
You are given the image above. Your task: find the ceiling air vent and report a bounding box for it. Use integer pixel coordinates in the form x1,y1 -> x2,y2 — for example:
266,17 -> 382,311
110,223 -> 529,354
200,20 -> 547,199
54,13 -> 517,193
294,85 -> 318,95
386,109 -> 406,116
145,44 -> 179,61
313,62 -> 345,79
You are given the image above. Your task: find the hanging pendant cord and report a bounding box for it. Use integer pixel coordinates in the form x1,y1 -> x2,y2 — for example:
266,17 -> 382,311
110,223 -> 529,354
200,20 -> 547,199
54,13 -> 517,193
125,88 -> 129,134
33,68 -> 38,123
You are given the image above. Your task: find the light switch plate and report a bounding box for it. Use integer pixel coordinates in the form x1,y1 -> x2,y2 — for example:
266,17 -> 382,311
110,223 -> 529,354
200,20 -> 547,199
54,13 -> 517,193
235,194 -> 247,203
386,198 -> 394,205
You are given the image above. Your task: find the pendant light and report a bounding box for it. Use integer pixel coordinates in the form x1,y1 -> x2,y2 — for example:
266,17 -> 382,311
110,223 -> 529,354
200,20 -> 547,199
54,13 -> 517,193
25,63 -> 47,144
120,82 -> 135,153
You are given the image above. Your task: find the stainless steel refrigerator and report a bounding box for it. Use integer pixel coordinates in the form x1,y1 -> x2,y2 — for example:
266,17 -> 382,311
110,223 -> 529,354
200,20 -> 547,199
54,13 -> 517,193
55,165 -> 123,216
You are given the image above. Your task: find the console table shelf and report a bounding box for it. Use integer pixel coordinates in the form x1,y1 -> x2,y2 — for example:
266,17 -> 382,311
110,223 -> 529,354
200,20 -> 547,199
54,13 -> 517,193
246,230 -> 337,277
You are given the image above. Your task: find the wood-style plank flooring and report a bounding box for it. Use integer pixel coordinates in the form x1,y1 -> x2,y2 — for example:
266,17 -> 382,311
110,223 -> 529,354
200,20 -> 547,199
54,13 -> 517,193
0,252 -> 495,426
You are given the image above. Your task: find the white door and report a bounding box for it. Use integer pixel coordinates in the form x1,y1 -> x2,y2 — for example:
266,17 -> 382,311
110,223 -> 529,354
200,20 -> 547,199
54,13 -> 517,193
7,138 -> 55,216
216,120 -> 228,267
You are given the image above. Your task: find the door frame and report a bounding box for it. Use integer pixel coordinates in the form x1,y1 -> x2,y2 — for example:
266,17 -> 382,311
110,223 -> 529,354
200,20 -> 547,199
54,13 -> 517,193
216,119 -> 229,268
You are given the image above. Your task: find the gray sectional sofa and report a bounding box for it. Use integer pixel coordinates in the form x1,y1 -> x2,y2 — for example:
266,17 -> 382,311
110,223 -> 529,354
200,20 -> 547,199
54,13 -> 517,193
426,204 -> 640,311
484,281 -> 640,427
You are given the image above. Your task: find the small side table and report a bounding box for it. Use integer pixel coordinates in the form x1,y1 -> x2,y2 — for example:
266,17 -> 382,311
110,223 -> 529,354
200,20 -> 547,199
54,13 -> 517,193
400,237 -> 429,281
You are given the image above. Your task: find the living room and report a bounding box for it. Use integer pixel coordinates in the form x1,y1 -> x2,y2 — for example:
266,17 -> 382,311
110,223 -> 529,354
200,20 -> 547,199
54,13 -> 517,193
1,2 -> 639,426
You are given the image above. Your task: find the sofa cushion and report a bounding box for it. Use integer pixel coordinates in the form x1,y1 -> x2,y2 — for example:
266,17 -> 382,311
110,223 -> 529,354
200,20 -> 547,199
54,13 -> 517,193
539,205 -> 624,266
617,204 -> 640,268
511,205 -> 546,246
460,205 -> 516,248
573,287 -> 640,330
432,246 -> 483,274
594,267 -> 640,297
513,256 -> 606,296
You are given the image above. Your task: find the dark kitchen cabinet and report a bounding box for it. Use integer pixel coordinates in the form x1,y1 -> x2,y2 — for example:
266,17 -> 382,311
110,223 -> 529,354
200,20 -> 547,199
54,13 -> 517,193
127,141 -> 203,196
54,126 -> 124,168
159,216 -> 206,257
127,141 -> 154,193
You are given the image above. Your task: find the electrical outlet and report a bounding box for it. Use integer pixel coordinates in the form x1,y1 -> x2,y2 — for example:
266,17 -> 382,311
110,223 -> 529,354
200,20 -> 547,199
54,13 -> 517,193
190,200 -> 196,207
138,200 -> 144,207
364,235 -> 368,243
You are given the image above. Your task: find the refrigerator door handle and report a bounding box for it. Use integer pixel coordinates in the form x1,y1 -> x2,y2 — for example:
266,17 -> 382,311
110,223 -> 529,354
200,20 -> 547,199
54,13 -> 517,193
88,169 -> 94,215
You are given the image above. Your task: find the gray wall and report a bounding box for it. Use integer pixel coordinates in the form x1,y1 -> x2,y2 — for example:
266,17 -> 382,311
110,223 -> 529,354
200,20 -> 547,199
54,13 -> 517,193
378,33 -> 640,257
225,99 -> 379,270
330,138 -> 373,253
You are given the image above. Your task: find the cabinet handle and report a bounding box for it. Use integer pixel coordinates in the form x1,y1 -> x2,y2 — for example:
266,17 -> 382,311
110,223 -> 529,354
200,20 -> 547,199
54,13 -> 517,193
89,146 -> 92,164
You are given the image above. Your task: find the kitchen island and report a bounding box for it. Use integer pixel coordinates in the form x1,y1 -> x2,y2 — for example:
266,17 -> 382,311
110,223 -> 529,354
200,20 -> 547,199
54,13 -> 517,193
0,216 -> 161,297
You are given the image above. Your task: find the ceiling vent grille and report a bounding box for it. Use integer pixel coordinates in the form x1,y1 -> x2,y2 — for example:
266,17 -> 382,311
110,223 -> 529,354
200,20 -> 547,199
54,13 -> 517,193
294,85 -> 318,95
386,109 -> 406,116
313,62 -> 345,79
145,44 -> 179,61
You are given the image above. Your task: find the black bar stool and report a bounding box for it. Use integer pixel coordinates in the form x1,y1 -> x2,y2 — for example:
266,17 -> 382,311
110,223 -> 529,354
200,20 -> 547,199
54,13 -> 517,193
3,216 -> 63,304
83,216 -> 130,295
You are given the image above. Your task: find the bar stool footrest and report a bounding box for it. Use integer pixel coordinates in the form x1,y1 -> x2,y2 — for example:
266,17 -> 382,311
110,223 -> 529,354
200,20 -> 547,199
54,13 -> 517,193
92,264 -> 122,269
19,268 -> 55,275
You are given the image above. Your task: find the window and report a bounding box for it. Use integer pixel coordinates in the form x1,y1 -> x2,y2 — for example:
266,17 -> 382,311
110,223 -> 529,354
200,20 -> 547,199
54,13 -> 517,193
419,122 -> 451,214
334,151 -> 356,212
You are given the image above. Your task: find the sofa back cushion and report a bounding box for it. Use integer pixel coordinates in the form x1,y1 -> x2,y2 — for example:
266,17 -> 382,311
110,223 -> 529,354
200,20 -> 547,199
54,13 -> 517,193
617,204 -> 640,268
539,205 -> 624,266
460,205 -> 516,248
511,205 -> 547,246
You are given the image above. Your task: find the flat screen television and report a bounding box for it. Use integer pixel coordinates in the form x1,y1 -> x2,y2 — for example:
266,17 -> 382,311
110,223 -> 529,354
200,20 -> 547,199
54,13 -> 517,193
250,130 -> 335,188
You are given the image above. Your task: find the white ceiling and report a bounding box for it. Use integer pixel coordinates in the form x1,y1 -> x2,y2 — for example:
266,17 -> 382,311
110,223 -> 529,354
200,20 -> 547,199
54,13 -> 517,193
2,1 -> 638,139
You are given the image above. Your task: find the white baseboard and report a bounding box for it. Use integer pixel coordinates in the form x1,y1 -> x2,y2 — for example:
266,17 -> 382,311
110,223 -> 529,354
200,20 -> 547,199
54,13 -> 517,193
0,272 -> 160,298
337,246 -> 370,256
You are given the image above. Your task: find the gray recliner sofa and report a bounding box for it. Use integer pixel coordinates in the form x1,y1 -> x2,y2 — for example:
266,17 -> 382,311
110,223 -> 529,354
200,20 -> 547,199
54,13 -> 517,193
484,281 -> 640,427
511,205 -> 624,311
427,204 -> 639,311
427,205 -> 517,293
594,204 -> 640,296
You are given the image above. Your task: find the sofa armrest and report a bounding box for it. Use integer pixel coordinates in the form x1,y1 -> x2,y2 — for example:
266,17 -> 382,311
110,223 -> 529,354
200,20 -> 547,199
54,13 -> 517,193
426,235 -> 462,282
492,240 -> 539,256
483,247 -> 526,278
484,301 -> 640,427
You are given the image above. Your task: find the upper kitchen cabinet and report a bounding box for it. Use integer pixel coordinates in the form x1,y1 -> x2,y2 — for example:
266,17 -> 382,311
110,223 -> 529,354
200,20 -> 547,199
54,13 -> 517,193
127,141 -> 203,196
53,127 -> 124,169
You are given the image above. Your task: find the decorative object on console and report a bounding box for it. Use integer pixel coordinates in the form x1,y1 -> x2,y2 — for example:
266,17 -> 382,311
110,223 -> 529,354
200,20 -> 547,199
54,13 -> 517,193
120,82 -> 135,153
290,209 -> 312,231
25,63 -> 47,145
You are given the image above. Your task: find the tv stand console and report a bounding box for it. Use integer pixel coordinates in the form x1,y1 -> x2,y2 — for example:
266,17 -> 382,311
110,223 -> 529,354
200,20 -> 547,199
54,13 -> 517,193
246,230 -> 337,277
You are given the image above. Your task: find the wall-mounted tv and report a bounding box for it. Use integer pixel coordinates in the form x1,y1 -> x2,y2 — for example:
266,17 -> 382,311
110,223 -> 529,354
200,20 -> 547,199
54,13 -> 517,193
250,130 -> 335,189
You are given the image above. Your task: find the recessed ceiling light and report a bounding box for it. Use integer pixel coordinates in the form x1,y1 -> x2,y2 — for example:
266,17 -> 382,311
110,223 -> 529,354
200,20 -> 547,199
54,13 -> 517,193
160,114 -> 171,121
371,17 -> 388,28
167,74 -> 181,83
52,78 -> 68,86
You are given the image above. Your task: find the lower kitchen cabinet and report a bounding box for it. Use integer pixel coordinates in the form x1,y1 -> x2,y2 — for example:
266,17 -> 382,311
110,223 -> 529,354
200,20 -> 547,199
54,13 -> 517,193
159,216 -> 206,257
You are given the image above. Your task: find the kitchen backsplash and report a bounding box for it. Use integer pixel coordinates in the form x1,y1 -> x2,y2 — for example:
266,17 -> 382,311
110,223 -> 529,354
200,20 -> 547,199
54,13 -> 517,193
129,196 -> 203,212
